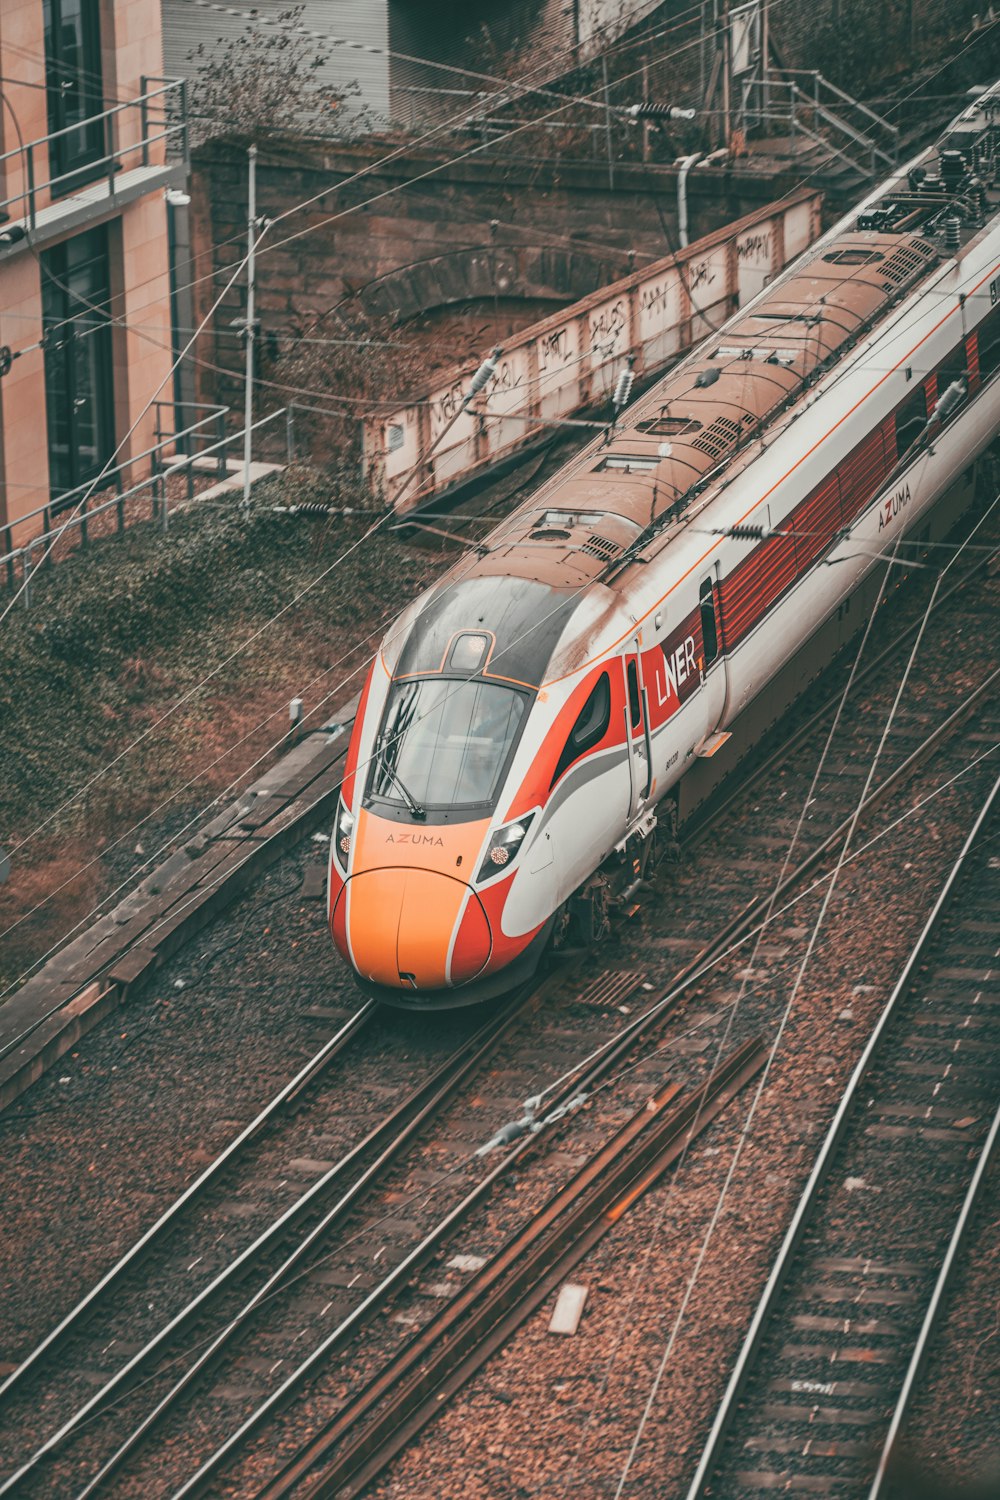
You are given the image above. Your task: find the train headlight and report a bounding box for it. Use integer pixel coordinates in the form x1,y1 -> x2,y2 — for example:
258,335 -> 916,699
332,796 -> 355,874
477,814 -> 534,884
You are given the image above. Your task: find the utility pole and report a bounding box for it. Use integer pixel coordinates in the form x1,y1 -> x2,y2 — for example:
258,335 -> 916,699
720,0 -> 732,152
761,0 -> 770,124
241,143 -> 257,517
601,53 -> 614,192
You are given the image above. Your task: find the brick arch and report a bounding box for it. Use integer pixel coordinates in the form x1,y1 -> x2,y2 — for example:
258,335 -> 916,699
356,242 -> 635,323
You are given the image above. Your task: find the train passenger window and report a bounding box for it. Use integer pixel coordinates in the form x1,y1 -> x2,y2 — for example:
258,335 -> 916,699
551,671 -> 611,787
699,577 -> 719,667
626,660 -> 641,728
895,386 -> 926,459
935,343 -> 967,417
978,308 -> 1000,380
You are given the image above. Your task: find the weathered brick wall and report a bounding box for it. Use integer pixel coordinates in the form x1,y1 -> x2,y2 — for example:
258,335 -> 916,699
191,136 -> 802,417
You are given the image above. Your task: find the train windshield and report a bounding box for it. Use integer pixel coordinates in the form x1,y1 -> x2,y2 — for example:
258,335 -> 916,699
368,677 -> 529,813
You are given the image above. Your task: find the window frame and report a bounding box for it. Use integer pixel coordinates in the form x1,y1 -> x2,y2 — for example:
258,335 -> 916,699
699,576 -> 720,667
894,384 -> 927,461
365,674 -> 533,820
551,670 -> 612,789
976,306 -> 1000,382
626,660 -> 642,729
43,0 -> 106,186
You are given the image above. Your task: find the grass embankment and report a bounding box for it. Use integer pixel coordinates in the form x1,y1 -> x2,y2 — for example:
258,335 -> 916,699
0,473 -> 437,995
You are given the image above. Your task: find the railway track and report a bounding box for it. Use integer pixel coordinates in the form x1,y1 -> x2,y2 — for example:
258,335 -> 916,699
686,772 -> 1000,1499
0,991 -> 546,1496
0,504 -> 995,1497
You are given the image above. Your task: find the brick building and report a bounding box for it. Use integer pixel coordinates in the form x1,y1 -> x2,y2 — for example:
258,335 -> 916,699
0,0 -> 188,545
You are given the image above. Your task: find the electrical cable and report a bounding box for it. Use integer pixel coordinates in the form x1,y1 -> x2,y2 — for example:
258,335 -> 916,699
17,722 -> 998,1481
552,485 -> 999,1492
0,547 -> 613,1003
2,0 -> 973,376
2,21 -> 990,950
607,500 -> 998,1494
0,0 -> 735,338
0,93 -> 256,628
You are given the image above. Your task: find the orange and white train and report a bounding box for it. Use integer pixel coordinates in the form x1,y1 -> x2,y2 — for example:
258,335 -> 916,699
329,85 -> 1000,1006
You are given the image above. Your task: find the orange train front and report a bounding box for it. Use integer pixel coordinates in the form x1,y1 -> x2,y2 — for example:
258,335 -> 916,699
329,85 -> 1000,1006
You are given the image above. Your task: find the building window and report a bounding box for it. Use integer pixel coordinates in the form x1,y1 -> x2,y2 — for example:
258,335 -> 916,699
41,225 -> 115,502
43,0 -> 105,185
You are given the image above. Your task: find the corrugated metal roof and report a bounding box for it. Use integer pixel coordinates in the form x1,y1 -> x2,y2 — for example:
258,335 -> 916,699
163,0 -> 662,130
162,1 -> 391,124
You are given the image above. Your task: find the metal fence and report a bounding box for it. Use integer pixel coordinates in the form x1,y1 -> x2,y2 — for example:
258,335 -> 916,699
0,405 -> 292,607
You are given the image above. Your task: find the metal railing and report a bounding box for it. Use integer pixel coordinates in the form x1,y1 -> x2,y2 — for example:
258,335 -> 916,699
0,405 -> 293,606
738,70 -> 899,176
0,76 -> 188,231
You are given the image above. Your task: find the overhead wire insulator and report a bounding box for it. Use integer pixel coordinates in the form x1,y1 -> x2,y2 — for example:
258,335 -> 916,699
726,523 -> 770,541
933,378 -> 966,424
627,101 -> 697,121
464,346 -> 502,406
613,357 -> 636,413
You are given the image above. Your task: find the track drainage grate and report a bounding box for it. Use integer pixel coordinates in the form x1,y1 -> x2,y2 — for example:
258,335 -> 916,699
576,970 -> 646,1010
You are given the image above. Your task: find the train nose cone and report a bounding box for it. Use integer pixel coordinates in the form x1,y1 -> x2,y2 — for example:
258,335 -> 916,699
341,869 -> 491,989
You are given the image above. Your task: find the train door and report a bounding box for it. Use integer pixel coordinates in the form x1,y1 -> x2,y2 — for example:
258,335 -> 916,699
623,639 -> 653,823
697,568 -> 729,736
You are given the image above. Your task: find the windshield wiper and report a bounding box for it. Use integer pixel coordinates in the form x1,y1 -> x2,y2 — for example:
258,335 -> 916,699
377,748 -> 426,820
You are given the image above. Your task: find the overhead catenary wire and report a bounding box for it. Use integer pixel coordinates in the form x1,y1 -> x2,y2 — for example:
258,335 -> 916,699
554,487 -> 1000,1491
0,547 -> 612,1002
1,26 -> 983,948
1,238 -> 995,948
0,0 -> 736,348
0,2 -> 973,383
608,497 -> 996,1495
0,0 -> 974,377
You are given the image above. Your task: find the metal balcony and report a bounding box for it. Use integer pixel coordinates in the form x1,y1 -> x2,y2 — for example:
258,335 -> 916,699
0,76 -> 189,257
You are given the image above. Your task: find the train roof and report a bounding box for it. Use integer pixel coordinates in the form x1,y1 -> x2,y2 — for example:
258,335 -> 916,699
396,83 -> 1000,685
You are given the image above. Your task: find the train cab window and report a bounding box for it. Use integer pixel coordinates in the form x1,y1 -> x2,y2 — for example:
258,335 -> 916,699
699,577 -> 719,667
978,308 -> 1000,380
551,671 -> 611,787
935,343 -> 967,417
626,660 -> 641,728
369,677 -> 528,812
895,385 -> 927,459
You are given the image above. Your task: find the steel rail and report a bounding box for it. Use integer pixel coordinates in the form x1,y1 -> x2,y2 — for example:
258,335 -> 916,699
168,959 -> 740,1496
69,984 -> 540,1498
867,1096 -> 1000,1500
165,678 -> 995,1499
0,1002 -> 375,1414
684,768 -> 1000,1499
9,523 -> 991,1495
259,1040 -> 767,1500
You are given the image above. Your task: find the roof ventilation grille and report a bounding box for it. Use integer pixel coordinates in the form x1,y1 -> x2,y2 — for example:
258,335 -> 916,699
880,239 -> 937,288
691,416 -> 742,460
580,534 -> 623,562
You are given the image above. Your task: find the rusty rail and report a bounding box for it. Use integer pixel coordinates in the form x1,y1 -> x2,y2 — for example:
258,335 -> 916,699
258,1038 -> 767,1500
